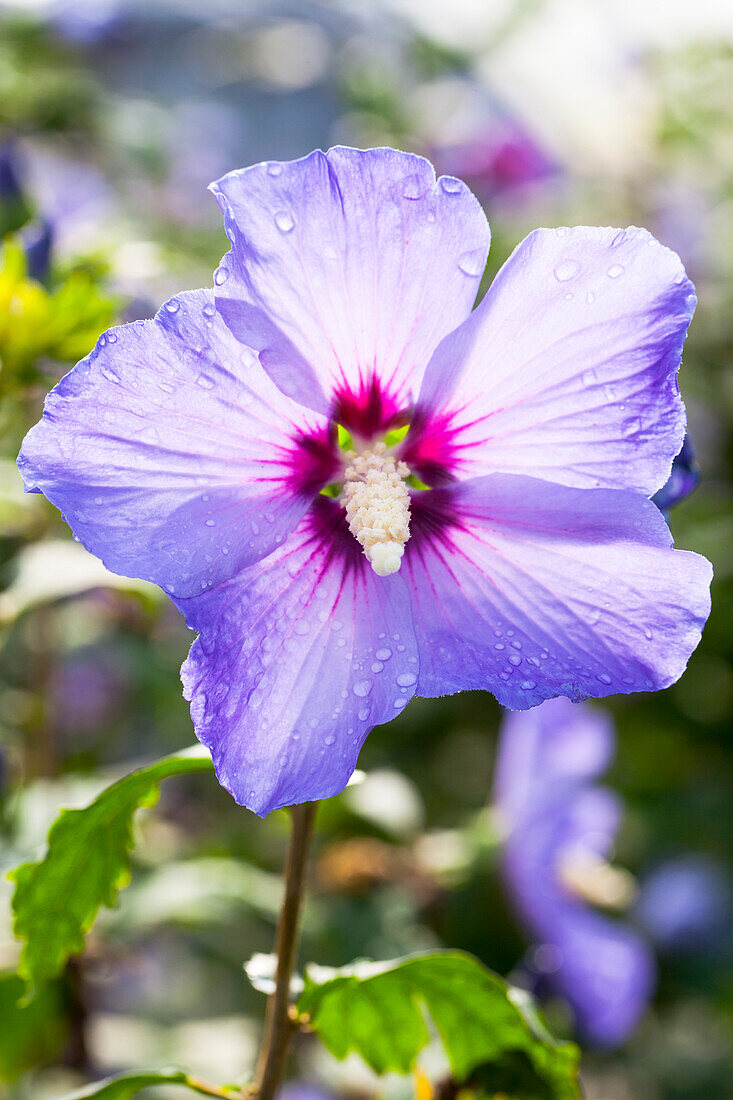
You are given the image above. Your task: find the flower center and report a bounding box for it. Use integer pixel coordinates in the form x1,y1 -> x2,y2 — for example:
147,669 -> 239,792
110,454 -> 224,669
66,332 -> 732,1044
558,850 -> 637,910
342,441 -> 411,576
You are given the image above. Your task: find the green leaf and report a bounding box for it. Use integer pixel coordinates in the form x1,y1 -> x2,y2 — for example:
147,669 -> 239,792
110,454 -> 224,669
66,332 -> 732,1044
9,746 -> 214,993
0,970 -> 67,1082
56,1068 -> 238,1099
297,951 -> 580,1099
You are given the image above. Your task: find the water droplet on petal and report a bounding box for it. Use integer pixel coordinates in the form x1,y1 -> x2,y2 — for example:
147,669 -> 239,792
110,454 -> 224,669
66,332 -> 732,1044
402,174 -> 424,200
107,332 -> 118,343
520,680 -> 536,691
376,647 -> 392,661
214,266 -> 229,286
267,161 -> 283,176
196,373 -> 215,390
597,672 -> 612,684
457,249 -> 485,277
165,299 -> 180,313
440,176 -> 462,194
353,679 -> 372,697
358,707 -> 370,721
611,230 -> 626,247
396,672 -> 417,687
203,302 -> 216,318
586,291 -> 595,304
324,734 -> 336,746
607,264 -> 624,278
205,519 -> 215,527
509,655 -> 522,667
275,211 -> 295,233
554,260 -> 579,282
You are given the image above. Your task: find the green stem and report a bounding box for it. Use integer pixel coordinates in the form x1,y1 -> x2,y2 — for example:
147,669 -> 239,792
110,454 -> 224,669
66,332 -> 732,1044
252,802 -> 318,1100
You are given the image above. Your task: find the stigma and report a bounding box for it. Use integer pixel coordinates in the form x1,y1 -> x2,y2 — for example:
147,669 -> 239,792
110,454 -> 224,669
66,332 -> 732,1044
342,441 -> 411,576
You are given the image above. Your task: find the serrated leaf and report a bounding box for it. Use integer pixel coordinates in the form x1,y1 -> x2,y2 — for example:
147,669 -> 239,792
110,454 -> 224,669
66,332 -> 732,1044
297,951 -> 580,1099
57,1067 -> 237,1099
0,970 -> 67,1082
9,746 -> 214,993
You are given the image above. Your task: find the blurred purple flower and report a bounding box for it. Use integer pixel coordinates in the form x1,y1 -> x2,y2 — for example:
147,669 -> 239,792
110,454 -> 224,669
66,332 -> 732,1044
636,855 -> 730,951
49,649 -> 125,741
433,119 -> 559,203
0,139 -> 52,281
652,435 -> 699,514
19,147 -> 711,815
0,141 -> 24,207
278,1085 -> 335,1100
494,698 -> 655,1047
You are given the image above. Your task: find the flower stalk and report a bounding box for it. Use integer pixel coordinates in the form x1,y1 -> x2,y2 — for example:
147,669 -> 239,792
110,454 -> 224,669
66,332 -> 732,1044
252,801 -> 318,1100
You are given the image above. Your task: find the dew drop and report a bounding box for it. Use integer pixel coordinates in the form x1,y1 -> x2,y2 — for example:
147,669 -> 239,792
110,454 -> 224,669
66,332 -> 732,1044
205,519 -> 215,527
586,291 -> 595,304
611,229 -> 626,247
107,332 -> 118,343
102,368 -> 121,384
440,176 -> 462,194
564,292 -> 573,300
597,672 -> 612,684
275,211 -> 295,233
402,174 -> 424,200
267,162 -> 283,176
203,302 -> 216,318
396,672 -> 417,687
353,679 -> 372,697
371,661 -> 384,673
375,647 -> 392,661
509,655 -> 522,667
520,680 -> 536,691
457,249 -> 485,277
214,266 -> 229,286
165,299 -> 180,313
196,373 -> 215,390
393,698 -> 407,709
358,707 -> 370,721
324,734 -> 336,746
554,260 -> 579,282
607,264 -> 624,278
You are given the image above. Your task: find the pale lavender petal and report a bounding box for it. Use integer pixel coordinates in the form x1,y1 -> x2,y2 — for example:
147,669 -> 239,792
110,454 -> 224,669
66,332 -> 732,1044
211,147 -> 489,415
18,290 -> 330,597
178,500 -> 419,816
407,227 -> 694,495
406,475 -> 711,707
652,434 -> 700,513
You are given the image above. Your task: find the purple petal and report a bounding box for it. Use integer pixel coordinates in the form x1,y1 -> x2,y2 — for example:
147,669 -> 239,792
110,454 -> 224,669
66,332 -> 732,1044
178,500 -> 419,816
547,908 -> 655,1047
211,147 -> 489,415
652,434 -> 700,513
406,474 -> 711,707
407,227 -> 694,495
18,290 -> 330,598
494,699 -> 615,828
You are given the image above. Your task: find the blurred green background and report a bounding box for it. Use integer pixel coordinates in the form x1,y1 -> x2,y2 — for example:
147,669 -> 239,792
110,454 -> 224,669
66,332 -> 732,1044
0,1 -> 731,1098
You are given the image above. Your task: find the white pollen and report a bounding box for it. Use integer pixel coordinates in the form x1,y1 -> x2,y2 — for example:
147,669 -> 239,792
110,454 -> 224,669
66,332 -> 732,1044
342,442 -> 411,576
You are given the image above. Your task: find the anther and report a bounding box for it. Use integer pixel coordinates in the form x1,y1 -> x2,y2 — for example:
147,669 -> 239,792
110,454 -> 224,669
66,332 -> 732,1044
342,442 -> 411,576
